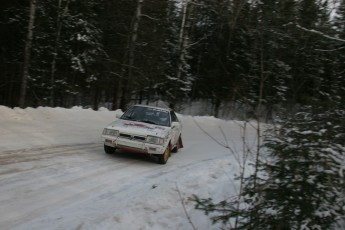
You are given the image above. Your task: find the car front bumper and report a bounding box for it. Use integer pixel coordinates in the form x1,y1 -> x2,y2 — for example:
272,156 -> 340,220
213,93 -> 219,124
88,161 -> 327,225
102,136 -> 165,155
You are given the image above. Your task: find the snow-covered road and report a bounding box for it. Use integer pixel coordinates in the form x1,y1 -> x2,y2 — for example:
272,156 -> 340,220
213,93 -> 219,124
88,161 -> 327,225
0,106 -> 257,230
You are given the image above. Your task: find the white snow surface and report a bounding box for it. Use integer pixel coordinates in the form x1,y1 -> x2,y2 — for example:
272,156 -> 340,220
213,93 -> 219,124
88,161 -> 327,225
0,106 -> 258,230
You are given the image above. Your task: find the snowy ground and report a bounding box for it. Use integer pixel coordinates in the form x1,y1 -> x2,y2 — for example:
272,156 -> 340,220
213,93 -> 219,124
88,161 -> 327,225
0,106 -> 258,230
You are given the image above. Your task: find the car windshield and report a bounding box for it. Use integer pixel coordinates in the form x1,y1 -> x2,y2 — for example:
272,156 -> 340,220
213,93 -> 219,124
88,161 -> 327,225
121,106 -> 170,127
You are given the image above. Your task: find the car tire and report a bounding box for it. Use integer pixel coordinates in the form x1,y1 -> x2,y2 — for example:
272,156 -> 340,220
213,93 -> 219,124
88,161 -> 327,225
104,144 -> 116,154
158,145 -> 170,164
172,135 -> 183,153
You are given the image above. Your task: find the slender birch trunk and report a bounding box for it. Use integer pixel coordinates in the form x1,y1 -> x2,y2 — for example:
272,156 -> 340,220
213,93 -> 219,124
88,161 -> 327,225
19,0 -> 37,108
176,0 -> 188,82
172,0 -> 193,109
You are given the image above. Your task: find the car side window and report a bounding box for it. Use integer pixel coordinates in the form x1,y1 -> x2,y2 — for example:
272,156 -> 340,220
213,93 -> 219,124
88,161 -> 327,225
170,111 -> 178,122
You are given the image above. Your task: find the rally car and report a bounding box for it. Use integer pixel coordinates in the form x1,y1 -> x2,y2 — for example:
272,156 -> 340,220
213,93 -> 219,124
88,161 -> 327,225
101,105 -> 183,164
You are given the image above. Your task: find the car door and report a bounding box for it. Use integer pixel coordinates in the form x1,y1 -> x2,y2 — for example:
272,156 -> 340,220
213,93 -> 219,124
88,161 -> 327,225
170,111 -> 181,145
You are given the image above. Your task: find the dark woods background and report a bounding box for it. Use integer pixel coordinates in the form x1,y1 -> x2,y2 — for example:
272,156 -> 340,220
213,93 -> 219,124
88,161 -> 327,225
0,0 -> 344,117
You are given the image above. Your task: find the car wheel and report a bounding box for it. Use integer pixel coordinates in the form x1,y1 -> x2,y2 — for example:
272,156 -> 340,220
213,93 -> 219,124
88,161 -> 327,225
158,145 -> 170,164
172,135 -> 183,153
104,144 -> 116,154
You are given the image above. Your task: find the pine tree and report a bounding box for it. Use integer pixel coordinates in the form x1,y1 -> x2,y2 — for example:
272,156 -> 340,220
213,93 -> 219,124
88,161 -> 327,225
194,107 -> 345,229
19,0 -> 37,108
332,0 -> 345,107
255,108 -> 345,229
28,0 -> 105,107
187,0 -> 255,117
193,2 -> 345,229
163,0 -> 196,109
0,2 -> 28,107
124,0 -> 170,106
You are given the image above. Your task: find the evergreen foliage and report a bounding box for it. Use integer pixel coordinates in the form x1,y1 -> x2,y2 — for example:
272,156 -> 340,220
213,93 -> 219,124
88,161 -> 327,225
0,0 -> 343,114
194,107 -> 345,229
1,1 -> 345,228
255,108 -> 345,229
191,2 -> 345,229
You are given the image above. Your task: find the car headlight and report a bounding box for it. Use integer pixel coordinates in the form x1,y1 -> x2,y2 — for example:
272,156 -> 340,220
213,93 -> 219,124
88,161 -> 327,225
102,128 -> 119,137
146,136 -> 164,145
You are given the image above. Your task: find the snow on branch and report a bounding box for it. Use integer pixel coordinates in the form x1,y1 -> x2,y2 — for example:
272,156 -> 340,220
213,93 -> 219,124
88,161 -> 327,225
314,46 -> 345,52
293,23 -> 345,43
140,14 -> 159,21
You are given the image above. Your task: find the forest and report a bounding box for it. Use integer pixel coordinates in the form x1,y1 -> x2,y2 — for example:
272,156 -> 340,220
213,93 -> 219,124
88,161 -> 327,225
0,0 -> 344,118
1,1 -> 344,229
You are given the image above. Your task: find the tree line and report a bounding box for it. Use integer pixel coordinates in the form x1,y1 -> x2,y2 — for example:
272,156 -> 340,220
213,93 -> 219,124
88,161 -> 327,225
0,0 -> 344,116
1,1 -> 344,228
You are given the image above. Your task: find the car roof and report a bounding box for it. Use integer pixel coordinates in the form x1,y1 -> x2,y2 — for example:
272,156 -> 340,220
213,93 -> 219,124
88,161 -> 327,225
131,104 -> 173,112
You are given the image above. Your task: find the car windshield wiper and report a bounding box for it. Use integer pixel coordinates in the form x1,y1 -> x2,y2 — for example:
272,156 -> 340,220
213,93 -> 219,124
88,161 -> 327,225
139,120 -> 157,125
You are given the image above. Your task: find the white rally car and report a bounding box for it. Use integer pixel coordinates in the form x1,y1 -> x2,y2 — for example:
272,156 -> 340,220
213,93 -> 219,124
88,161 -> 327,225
101,105 -> 183,164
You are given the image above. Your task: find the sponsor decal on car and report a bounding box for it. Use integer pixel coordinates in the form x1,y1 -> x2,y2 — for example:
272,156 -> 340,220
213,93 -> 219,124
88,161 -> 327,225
124,122 -> 166,130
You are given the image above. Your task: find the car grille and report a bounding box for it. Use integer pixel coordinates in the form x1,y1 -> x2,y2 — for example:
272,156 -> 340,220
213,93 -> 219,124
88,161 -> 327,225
119,133 -> 146,142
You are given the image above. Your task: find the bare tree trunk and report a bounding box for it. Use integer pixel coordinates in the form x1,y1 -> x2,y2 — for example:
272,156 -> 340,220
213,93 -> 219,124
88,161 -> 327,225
244,14 -> 267,227
171,0 -> 193,109
176,0 -> 188,81
119,0 -> 143,110
252,25 -> 267,188
112,81 -> 121,110
19,0 -> 37,108
50,0 -> 70,107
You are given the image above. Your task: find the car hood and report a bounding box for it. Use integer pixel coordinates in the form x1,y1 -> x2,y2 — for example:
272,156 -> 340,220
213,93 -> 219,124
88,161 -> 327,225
106,119 -> 170,137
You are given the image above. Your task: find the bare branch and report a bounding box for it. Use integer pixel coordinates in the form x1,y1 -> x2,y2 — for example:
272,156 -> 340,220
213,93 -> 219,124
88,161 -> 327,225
193,118 -> 229,148
175,183 -> 198,230
315,46 -> 345,52
140,14 -> 159,21
294,23 -> 345,43
188,35 -> 208,47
